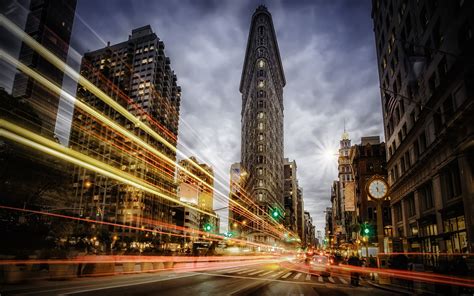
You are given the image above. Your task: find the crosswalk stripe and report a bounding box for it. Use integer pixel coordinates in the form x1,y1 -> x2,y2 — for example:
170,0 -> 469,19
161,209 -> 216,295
281,272 -> 292,279
339,277 -> 348,284
229,267 -> 250,273
294,273 -> 302,279
305,274 -> 311,281
248,270 -> 266,276
225,267 -> 244,273
328,276 -> 335,283
259,270 -> 274,277
318,276 -> 323,282
237,268 -> 255,274
270,271 -> 286,278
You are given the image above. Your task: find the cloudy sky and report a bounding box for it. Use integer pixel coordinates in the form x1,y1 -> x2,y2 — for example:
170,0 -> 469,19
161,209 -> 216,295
3,0 -> 385,232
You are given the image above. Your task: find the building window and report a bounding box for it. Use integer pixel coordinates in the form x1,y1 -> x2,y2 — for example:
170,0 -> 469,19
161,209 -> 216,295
258,59 -> 265,68
406,193 -> 416,217
258,168 -> 263,175
394,202 -> 402,222
258,144 -> 263,152
441,161 -> 462,200
258,133 -> 264,141
258,122 -> 264,130
258,80 -> 265,88
258,179 -> 264,187
258,112 -> 264,119
419,181 -> 434,210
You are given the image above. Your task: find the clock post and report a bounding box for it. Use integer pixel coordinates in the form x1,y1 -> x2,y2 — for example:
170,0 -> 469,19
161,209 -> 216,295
366,175 -> 389,254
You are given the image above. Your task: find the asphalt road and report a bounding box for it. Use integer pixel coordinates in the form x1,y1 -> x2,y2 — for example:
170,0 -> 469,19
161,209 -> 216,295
1,261 -> 403,296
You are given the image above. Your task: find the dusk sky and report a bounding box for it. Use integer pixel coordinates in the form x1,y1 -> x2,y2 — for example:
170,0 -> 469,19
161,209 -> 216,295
3,0 -> 385,232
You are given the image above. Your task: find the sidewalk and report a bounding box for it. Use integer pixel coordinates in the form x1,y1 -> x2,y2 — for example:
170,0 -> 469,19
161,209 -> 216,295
366,280 -> 412,295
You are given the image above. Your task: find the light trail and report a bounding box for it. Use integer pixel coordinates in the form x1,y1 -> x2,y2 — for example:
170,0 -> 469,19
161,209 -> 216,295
0,16 -> 300,240
0,120 -> 215,218
281,260 -> 474,288
0,204 -> 284,251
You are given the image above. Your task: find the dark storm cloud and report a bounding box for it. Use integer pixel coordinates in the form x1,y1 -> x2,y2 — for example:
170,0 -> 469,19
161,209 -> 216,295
66,0 -> 383,231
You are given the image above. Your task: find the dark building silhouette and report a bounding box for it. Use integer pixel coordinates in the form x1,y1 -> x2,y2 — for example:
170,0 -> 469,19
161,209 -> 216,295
240,5 -> 285,242
372,0 -> 474,260
12,0 -> 77,137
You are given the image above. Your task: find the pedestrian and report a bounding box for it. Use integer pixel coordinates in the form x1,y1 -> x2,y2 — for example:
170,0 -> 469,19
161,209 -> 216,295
348,255 -> 361,286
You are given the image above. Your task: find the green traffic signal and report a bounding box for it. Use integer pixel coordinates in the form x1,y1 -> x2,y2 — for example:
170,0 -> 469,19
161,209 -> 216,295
272,210 -> 279,218
204,223 -> 212,232
360,223 -> 373,237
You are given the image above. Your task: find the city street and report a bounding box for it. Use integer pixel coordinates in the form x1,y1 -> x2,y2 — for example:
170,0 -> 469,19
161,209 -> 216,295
1,0 -> 473,295
1,262 -> 401,296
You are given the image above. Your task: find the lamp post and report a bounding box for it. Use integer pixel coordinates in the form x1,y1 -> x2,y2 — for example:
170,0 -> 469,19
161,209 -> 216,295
365,175 -> 390,254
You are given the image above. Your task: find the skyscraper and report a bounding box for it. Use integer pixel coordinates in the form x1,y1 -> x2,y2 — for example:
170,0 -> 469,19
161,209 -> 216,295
372,0 -> 474,257
240,5 -> 285,229
70,25 -> 181,237
283,159 -> 298,233
12,0 -> 77,137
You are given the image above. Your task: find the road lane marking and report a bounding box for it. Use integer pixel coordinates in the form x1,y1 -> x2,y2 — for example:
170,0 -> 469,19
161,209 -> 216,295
305,274 -> 311,281
248,270 -> 266,276
192,271 -> 330,287
294,273 -> 302,279
57,273 -> 199,295
281,272 -> 292,279
328,276 -> 335,283
339,277 -> 348,284
318,276 -> 323,282
259,270 -> 274,277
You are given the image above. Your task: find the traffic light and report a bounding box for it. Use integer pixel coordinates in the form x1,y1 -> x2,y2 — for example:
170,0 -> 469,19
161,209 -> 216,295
272,209 -> 279,218
270,207 -> 283,220
360,222 -> 374,237
203,223 -> 213,232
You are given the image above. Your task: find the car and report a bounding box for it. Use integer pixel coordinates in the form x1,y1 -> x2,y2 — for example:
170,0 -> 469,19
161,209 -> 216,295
310,255 -> 331,277
295,252 -> 306,261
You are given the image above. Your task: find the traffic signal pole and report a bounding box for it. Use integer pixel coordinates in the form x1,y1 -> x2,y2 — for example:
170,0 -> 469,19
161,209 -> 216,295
376,201 -> 384,254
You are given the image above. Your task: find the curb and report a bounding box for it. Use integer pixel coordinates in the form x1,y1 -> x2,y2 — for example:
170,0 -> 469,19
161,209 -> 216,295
367,280 -> 411,295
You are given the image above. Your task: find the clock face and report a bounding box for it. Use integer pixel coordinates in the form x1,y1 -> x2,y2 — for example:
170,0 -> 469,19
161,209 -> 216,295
368,179 -> 388,199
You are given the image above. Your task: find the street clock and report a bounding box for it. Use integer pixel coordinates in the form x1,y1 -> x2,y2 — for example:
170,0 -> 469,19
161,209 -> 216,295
366,176 -> 389,200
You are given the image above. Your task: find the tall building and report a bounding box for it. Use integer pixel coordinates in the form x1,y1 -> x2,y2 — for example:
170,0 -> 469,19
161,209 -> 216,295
70,25 -> 181,237
304,211 -> 315,248
177,156 -> 216,239
283,159 -> 298,233
177,156 -> 214,211
331,179 -> 343,241
240,5 -> 286,228
296,187 -> 304,242
12,0 -> 77,137
330,129 -> 354,243
372,0 -> 474,261
228,162 -> 245,235
324,207 -> 333,247
349,136 -> 391,248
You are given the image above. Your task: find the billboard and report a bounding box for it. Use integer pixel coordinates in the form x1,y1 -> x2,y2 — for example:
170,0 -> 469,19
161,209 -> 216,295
344,181 -> 356,211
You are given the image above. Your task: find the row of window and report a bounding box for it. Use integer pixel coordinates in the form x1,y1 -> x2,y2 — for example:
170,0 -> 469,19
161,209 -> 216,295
393,160 -> 463,224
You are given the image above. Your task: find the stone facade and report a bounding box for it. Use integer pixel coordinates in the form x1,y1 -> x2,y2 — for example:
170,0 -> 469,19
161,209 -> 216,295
240,5 -> 286,224
372,0 -> 474,260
